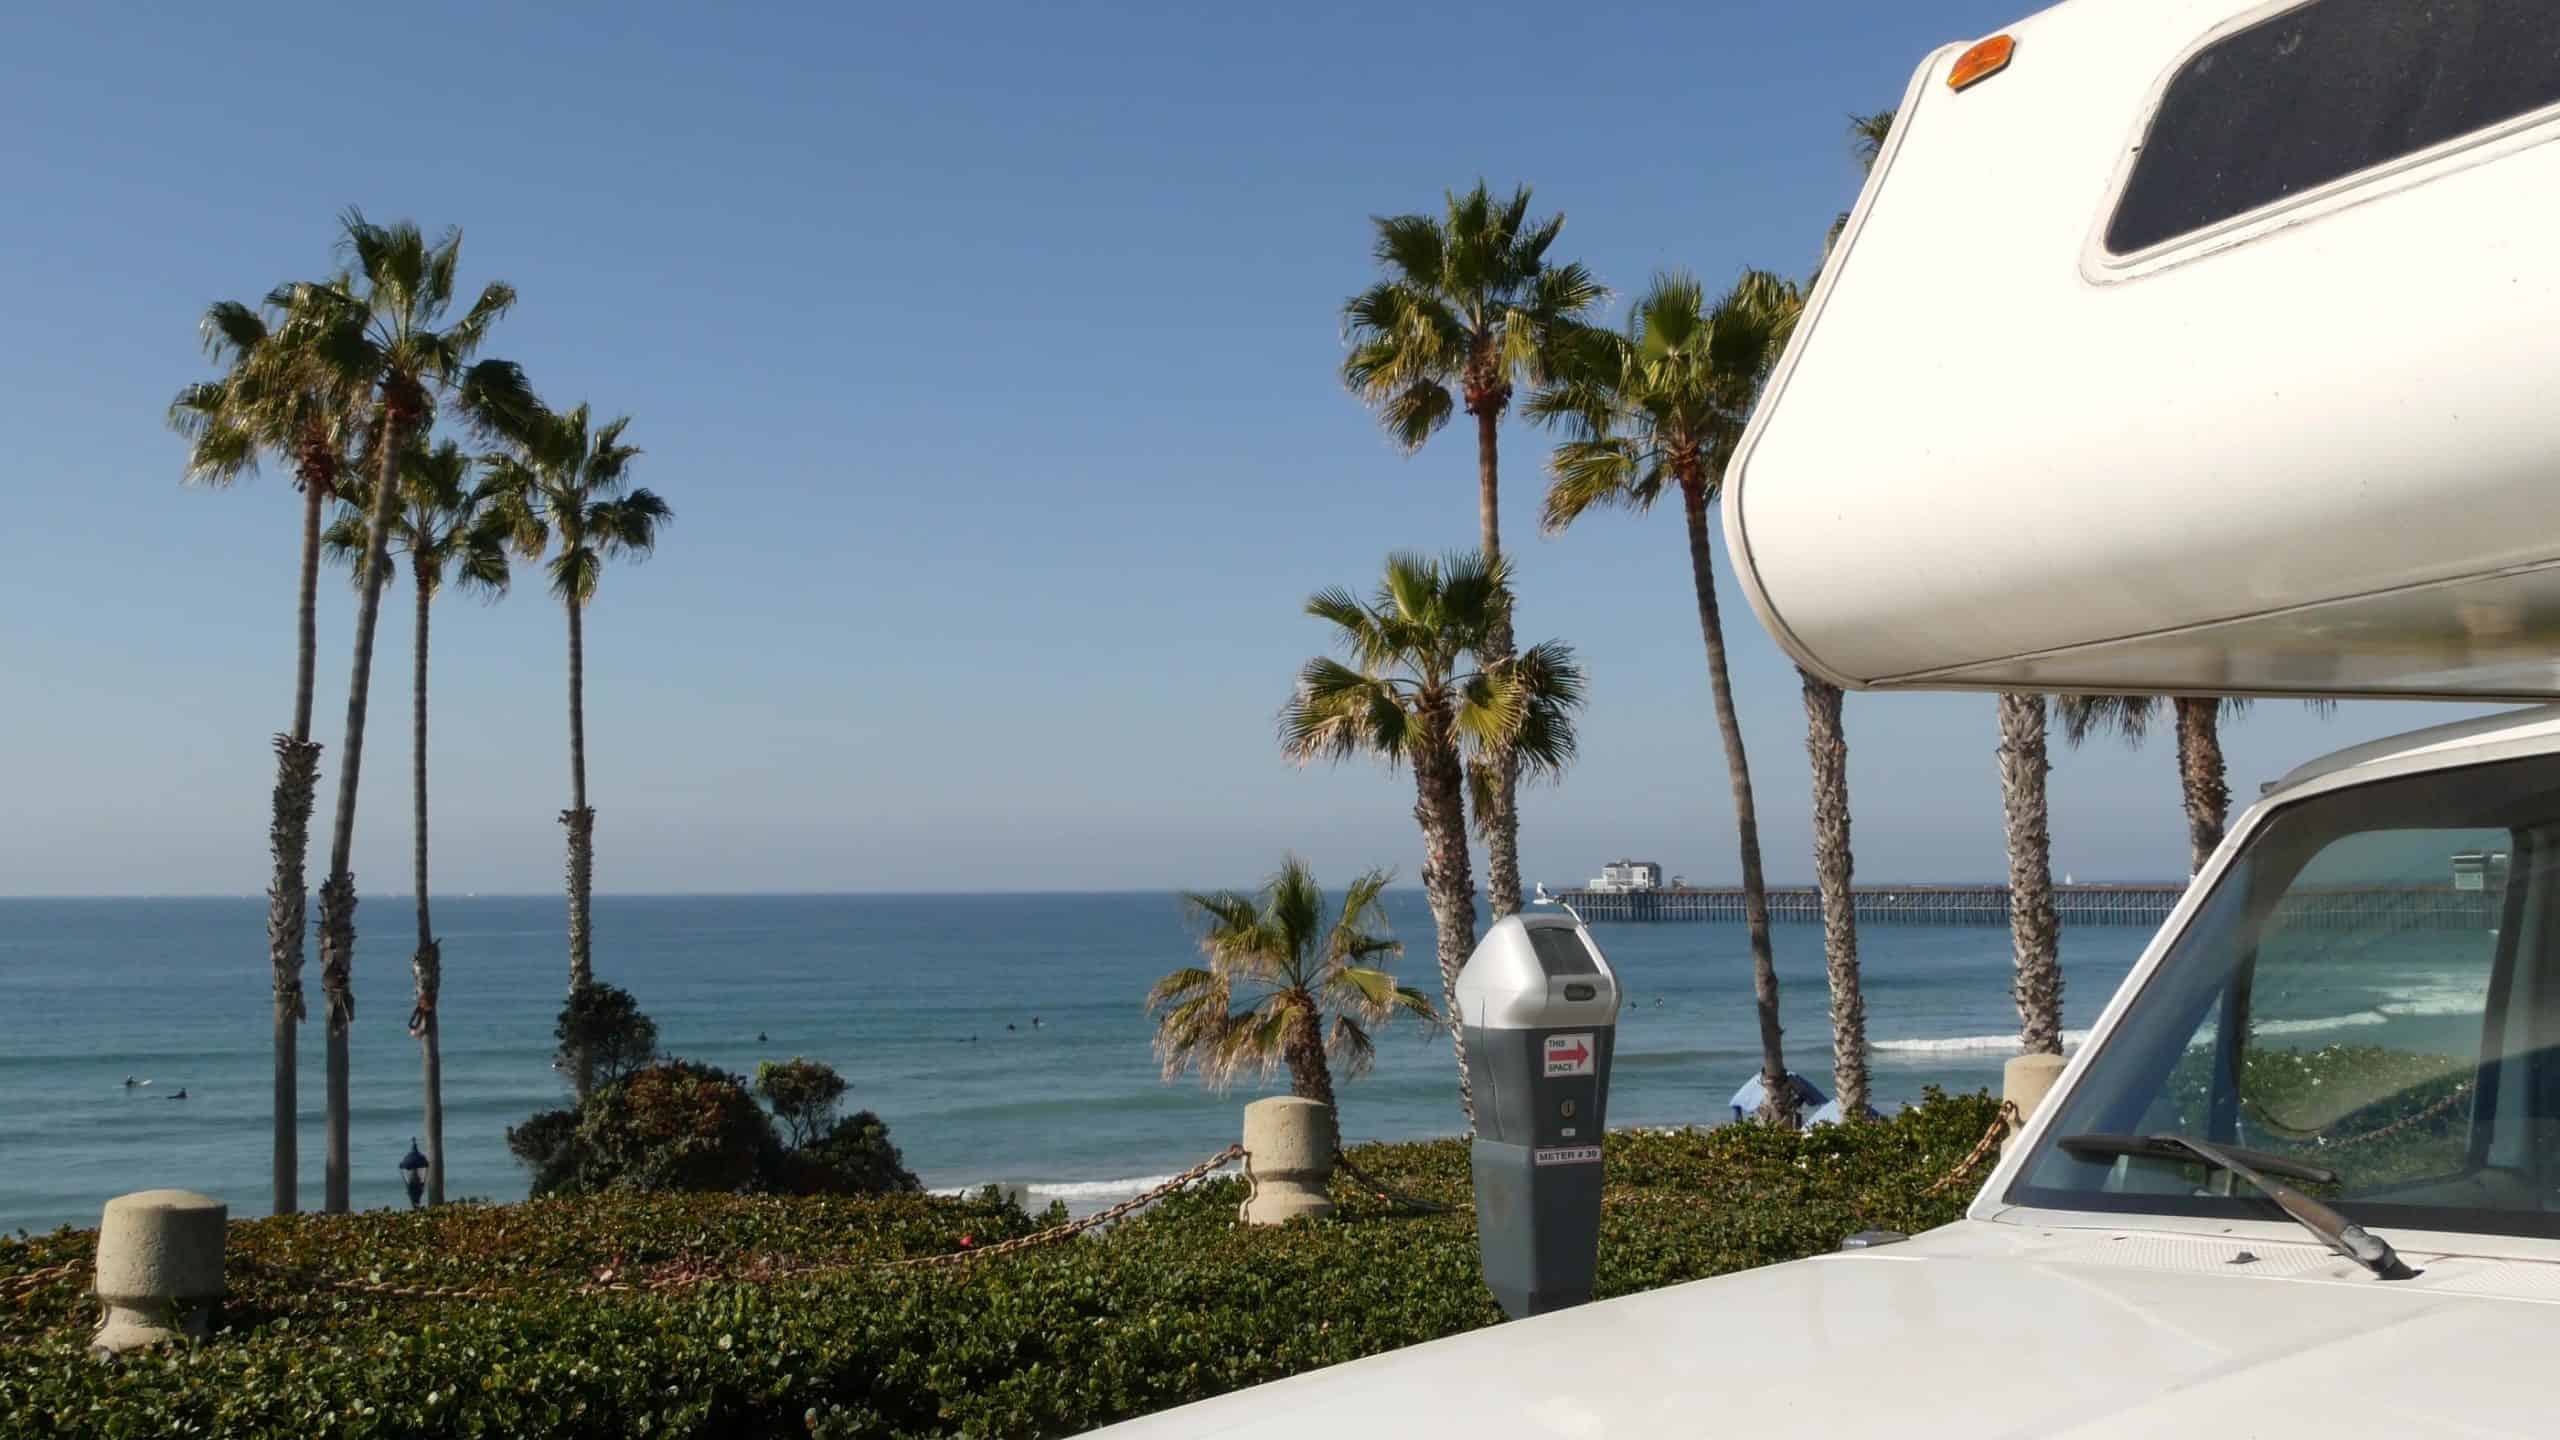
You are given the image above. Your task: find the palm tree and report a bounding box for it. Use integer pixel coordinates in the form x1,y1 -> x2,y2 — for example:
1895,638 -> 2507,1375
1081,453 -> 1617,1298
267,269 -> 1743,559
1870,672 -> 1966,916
1282,552 -> 1583,1128
290,209 -> 527,1212
1341,183 -> 1604,919
1998,695 -> 2066,1054
169,282 -> 366,1216
1790,110 -> 1902,1120
321,440 -> 510,1206
1800,674 -> 1865,1116
1151,858 -> 1437,1146
487,403 -> 670,1097
1531,270 -> 1804,1125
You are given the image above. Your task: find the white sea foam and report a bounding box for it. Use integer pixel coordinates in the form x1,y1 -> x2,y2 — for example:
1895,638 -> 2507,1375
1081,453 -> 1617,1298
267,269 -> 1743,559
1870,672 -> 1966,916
934,1173 -> 1185,1206
1025,1174 -> 1182,1201
1871,1030 -> 2091,1055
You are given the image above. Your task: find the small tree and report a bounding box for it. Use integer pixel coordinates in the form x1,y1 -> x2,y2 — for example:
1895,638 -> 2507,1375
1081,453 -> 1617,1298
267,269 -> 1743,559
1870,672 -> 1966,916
754,1058 -> 850,1148
555,983 -> 658,1088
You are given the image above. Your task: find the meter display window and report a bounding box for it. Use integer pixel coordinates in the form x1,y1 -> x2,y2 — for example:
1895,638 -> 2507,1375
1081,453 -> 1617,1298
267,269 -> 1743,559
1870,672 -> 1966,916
2106,0 -> 2560,255
1525,926 -> 1599,977
2011,754 -> 2560,1238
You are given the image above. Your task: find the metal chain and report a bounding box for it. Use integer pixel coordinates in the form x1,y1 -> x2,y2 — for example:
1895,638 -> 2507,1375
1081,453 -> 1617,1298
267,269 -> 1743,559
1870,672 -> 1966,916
0,1259 -> 87,1302
2243,1082 -> 2471,1151
879,1143 -> 1244,1270
229,1252 -> 509,1303
1924,1101 -> 2022,1196
1333,1151 -> 1455,1215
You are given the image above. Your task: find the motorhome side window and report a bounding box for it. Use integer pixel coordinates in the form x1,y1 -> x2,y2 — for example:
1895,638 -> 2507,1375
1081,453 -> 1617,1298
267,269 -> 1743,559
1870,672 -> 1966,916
2106,0 -> 2560,255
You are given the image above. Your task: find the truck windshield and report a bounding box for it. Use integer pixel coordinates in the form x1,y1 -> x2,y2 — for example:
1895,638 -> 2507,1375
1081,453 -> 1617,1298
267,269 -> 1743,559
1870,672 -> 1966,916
2009,754 -> 2560,1239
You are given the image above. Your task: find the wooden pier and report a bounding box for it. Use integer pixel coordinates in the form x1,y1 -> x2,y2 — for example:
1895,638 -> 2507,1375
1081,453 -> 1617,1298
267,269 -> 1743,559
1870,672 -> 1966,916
1555,883 -> 2179,926
1555,882 -> 2501,930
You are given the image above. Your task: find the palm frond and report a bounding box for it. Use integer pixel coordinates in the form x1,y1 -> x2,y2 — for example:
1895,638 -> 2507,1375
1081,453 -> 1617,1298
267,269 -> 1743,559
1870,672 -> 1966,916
1542,438 -> 1646,531
1379,379 -> 1453,451
1281,658 -> 1409,767
1850,110 -> 1897,174
1369,212 -> 1447,287
1327,1014 -> 1377,1081
2055,695 -> 2157,749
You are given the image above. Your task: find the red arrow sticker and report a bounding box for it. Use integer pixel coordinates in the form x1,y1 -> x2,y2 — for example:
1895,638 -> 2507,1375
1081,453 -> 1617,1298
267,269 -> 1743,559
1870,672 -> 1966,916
1543,1032 -> 1596,1077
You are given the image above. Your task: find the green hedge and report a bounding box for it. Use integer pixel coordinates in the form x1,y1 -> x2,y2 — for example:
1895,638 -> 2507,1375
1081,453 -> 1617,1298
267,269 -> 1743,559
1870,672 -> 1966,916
0,1093 -> 2002,1440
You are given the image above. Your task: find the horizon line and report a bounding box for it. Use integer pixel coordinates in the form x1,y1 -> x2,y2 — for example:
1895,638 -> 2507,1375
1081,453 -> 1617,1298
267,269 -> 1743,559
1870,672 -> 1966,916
0,879 -> 2189,902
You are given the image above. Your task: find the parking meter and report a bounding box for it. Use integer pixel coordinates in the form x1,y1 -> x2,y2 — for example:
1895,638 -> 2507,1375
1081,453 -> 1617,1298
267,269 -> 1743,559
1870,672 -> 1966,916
1456,912 -> 1621,1319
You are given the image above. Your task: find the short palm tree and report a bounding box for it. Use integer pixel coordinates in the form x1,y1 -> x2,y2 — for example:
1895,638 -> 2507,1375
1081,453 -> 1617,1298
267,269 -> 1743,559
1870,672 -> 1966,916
288,209 -> 528,1212
1151,858 -> 1437,1144
1341,183 -> 1604,920
1282,552 -> 1583,1129
322,439 -> 510,1204
1531,269 -> 1805,1125
169,280 -> 366,1216
487,402 -> 669,1097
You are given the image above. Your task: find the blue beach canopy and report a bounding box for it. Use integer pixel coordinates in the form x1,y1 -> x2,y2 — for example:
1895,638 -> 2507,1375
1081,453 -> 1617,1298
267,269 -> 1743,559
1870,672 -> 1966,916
1728,1072 -> 1827,1122
1805,1098 -> 1886,1127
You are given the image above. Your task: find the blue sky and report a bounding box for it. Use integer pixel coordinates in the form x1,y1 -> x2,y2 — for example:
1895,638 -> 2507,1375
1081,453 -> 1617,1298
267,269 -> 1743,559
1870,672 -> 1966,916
0,0 -> 2498,896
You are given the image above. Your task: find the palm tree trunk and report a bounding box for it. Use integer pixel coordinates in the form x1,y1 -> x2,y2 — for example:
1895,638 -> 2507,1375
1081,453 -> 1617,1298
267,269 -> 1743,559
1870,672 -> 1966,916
265,481 -> 326,1216
1473,405 -> 1525,920
409,563 -> 444,1206
1998,693 -> 2065,1055
563,597 -> 598,1099
1801,671 -> 1866,1118
1411,717 -> 1479,1131
2172,697 -> 2230,880
1280,999 -> 1342,1152
315,408 -> 411,1213
1681,479 -> 1791,1126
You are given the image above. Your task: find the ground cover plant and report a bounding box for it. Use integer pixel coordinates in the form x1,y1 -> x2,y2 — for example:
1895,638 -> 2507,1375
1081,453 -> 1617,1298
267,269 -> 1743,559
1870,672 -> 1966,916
0,1093 -> 2002,1440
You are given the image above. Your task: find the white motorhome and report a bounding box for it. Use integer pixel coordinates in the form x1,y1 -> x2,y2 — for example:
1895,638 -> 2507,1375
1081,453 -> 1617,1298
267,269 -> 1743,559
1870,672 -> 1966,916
1094,0 -> 2560,1432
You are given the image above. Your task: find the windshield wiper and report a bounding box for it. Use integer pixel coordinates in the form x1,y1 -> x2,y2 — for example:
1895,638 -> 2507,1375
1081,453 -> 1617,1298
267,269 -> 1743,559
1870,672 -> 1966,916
2059,1131 -> 2414,1280
2058,1133 -> 2339,1185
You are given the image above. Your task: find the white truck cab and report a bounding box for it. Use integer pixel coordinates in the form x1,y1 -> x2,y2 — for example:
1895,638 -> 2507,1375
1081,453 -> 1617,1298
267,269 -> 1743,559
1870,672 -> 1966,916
1099,0 -> 2560,1431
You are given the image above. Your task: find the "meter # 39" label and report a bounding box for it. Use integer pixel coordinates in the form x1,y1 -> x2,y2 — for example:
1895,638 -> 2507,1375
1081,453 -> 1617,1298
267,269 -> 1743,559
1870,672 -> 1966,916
1533,1145 -> 1602,1166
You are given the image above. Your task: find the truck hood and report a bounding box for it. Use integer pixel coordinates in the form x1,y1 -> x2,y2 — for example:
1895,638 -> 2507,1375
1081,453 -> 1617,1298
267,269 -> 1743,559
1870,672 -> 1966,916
1088,1221 -> 2560,1437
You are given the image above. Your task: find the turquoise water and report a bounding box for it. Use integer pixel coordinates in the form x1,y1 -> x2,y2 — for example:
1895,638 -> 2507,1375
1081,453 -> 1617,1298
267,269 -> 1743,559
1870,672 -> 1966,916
0,894 -> 2152,1233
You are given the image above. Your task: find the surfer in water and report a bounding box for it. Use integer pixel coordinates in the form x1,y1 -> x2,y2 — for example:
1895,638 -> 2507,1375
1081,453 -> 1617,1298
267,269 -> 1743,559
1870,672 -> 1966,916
166,1088 -> 188,1100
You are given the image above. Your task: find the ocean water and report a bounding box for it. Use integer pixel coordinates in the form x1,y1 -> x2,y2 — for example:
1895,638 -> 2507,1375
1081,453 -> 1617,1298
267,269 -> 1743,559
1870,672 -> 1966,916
0,893 -> 2156,1234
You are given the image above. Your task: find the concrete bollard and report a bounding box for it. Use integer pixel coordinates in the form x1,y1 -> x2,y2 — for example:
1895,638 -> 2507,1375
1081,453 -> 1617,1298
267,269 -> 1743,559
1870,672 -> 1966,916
91,1189 -> 227,1357
1239,1096 -> 1335,1226
2001,1053 -> 2069,1156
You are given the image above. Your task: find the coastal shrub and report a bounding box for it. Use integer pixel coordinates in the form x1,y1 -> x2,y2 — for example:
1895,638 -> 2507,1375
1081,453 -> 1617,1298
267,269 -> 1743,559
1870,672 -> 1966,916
0,1094 -> 2006,1440
786,1111 -> 923,1196
572,1060 -> 780,1194
505,1106 -> 586,1196
755,1057 -> 851,1147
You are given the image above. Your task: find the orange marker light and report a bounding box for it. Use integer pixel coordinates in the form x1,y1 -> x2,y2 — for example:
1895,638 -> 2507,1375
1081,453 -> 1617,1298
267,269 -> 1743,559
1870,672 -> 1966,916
1948,34 -> 2016,91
